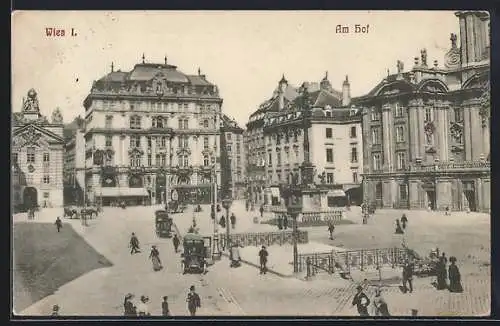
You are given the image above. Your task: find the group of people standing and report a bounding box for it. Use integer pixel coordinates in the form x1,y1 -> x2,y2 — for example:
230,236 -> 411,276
434,250 -> 463,293
352,285 -> 390,316
123,285 -> 201,317
395,214 -> 408,234
218,213 -> 237,230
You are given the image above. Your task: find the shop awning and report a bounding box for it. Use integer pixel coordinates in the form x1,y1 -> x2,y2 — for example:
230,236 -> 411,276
328,190 -> 346,197
100,187 -> 149,197
270,187 -> 281,197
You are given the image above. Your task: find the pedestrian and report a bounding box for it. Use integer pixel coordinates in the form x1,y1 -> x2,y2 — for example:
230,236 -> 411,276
245,200 -> 249,212
55,217 -> 63,232
173,234 -> 180,253
400,214 -> 408,229
219,215 -> 226,229
277,215 -> 283,230
123,293 -> 137,316
372,288 -> 390,316
259,205 -> 264,218
137,295 -> 150,316
402,259 -> 414,293
352,285 -> 370,316
435,252 -> 448,290
445,206 -> 451,216
130,232 -> 141,254
186,285 -> 201,316
149,245 -> 163,271
230,213 -> 236,229
448,256 -> 463,293
395,219 -> 404,234
259,245 -> 269,274
162,296 -> 171,317
328,221 -> 335,240
283,215 -> 288,230
51,304 -> 60,317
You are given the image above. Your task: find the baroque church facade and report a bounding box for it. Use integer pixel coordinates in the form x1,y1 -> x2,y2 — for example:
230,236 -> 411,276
12,89 -> 65,209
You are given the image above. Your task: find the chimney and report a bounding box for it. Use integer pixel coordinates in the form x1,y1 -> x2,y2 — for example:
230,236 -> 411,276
342,75 -> 351,106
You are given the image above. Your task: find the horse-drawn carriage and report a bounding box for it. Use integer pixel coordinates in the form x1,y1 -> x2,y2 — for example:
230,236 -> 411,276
63,205 -> 100,219
402,247 -> 439,277
167,201 -> 187,214
181,233 -> 211,274
155,210 -> 173,238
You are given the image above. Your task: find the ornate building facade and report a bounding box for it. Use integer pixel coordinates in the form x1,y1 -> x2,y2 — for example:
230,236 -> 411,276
220,115 -> 246,200
246,73 -> 363,208
83,57 -> 222,206
359,11 -> 490,212
63,119 -> 86,205
12,89 -> 65,209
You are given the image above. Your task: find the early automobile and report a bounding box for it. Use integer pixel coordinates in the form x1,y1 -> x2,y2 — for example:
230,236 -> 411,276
155,210 -> 173,238
181,233 -> 211,274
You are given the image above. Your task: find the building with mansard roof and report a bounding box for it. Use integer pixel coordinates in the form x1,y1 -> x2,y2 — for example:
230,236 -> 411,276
82,56 -> 223,206
358,11 -> 490,212
245,73 -> 364,209
12,89 -> 65,210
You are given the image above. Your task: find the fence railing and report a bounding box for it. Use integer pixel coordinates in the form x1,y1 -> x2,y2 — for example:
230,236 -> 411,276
272,209 -> 345,224
297,247 -> 410,274
218,230 -> 309,248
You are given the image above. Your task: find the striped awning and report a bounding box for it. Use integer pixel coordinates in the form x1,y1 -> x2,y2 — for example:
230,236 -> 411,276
100,187 -> 149,197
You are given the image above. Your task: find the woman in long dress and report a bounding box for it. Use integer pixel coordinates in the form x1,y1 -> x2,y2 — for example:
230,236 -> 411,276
448,256 -> 463,293
149,245 -> 163,271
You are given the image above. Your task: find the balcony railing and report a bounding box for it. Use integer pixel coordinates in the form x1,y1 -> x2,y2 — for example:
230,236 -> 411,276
408,160 -> 490,172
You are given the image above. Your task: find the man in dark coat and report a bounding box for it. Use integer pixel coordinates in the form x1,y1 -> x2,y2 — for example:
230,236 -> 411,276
448,256 -> 463,293
283,215 -> 288,230
55,217 -> 63,232
172,234 -> 180,253
186,285 -> 201,316
351,285 -> 370,316
328,221 -> 335,240
436,253 -> 448,290
259,205 -> 264,218
162,296 -> 171,316
400,214 -> 408,229
277,215 -> 283,230
259,245 -> 269,274
230,213 -> 236,230
130,233 -> 141,254
219,215 -> 226,228
402,260 -> 414,293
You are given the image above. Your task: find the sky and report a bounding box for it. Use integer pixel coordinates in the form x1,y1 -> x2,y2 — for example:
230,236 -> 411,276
12,11 -> 459,127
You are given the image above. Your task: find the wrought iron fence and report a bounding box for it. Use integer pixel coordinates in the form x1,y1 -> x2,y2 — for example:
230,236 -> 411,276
218,230 -> 309,248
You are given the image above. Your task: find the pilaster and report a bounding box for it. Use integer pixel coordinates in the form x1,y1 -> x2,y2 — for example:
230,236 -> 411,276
409,180 -> 420,209
466,15 -> 476,63
463,106 -> 472,160
417,102 -> 425,160
436,178 -> 453,210
459,17 -> 467,64
382,105 -> 393,171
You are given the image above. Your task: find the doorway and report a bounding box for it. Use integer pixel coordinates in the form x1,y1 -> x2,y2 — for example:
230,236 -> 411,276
23,187 -> 38,209
463,181 -> 477,212
425,190 -> 436,210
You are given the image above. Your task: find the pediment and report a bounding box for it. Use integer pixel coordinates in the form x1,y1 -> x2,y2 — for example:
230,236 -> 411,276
12,124 -> 64,149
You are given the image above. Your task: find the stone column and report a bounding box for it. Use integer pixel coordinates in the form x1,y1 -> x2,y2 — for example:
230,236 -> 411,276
466,15 -> 476,64
463,106 -> 472,160
382,104 -> 393,171
459,17 -> 468,64
470,104 -> 481,160
362,110 -> 371,171
474,17 -> 482,61
481,178 -> 490,212
408,101 -> 420,162
417,102 -> 425,161
482,123 -> 490,158
438,104 -> 450,161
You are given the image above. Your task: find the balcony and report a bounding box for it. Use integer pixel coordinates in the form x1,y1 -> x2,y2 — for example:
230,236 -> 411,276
408,160 -> 490,172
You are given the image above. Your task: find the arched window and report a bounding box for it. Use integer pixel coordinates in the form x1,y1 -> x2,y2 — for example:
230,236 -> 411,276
203,155 -> 210,166
203,119 -> 209,128
157,116 -> 163,128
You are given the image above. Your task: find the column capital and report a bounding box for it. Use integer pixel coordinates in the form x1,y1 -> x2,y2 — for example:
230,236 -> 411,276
382,104 -> 391,112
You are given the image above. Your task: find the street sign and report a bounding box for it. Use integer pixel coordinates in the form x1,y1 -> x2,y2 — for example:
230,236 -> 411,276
171,189 -> 178,201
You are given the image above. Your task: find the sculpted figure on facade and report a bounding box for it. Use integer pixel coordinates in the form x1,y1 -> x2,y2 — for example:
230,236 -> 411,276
420,49 -> 428,66
23,89 -> 40,113
51,107 -> 64,124
397,60 -> 404,74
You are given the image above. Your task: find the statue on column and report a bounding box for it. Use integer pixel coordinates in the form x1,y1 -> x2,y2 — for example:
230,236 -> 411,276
397,60 -> 404,74
421,49 -> 428,66
51,107 -> 63,124
22,89 -> 40,113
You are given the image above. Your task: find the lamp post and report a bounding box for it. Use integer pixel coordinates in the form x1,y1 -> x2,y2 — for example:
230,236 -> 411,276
282,184 -> 302,273
221,196 -> 233,250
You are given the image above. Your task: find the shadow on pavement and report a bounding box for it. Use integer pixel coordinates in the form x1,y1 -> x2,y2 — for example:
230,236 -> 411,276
13,222 -> 113,313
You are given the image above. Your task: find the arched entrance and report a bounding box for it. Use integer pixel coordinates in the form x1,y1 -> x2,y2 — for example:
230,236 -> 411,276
23,187 -> 38,209
345,186 -> 362,206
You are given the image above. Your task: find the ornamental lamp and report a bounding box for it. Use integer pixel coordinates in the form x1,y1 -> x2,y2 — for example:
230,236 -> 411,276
221,197 -> 233,210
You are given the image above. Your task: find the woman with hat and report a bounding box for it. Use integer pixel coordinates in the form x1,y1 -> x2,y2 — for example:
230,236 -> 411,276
123,293 -> 137,316
448,256 -> 463,293
149,245 -> 163,271
372,288 -> 390,316
137,295 -> 150,316
351,285 -> 370,316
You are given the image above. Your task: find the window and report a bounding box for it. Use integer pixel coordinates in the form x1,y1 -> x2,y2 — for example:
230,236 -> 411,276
454,108 -> 463,122
371,127 -> 381,144
43,175 -> 50,184
326,148 -> 333,163
105,136 -> 113,147
105,153 -> 112,166
399,184 -> 408,201
130,115 -> 141,129
268,153 -> 272,166
395,103 -> 404,117
130,156 -> 141,167
425,107 -> 433,122
155,154 -> 161,166
350,126 -> 357,138
203,119 -> 209,128
325,128 -> 333,138
203,155 -> 210,166
43,152 -> 50,162
203,137 -> 209,149
13,153 -> 18,163
327,173 -> 334,184
351,147 -> 358,163
325,111 -> 332,118
179,155 -> 189,167
396,125 -> 405,142
227,145 -> 232,152
396,152 -> 406,170
43,192 -> 50,198
293,132 -> 298,142
372,153 -> 381,171
27,147 -> 35,163
227,133 -> 232,140
105,115 -> 113,128
147,154 -> 152,166
183,119 -> 189,129
161,154 -> 166,166
371,108 -> 380,121
179,136 -> 189,148
147,136 -> 152,148
277,152 -> 281,165
153,116 -> 164,128
352,172 -> 359,183
130,135 -> 141,148
183,103 -> 189,111
161,136 -> 167,148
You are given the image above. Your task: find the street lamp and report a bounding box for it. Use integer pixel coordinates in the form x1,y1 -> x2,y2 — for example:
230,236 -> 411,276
281,183 -> 302,273
221,196 -> 233,251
